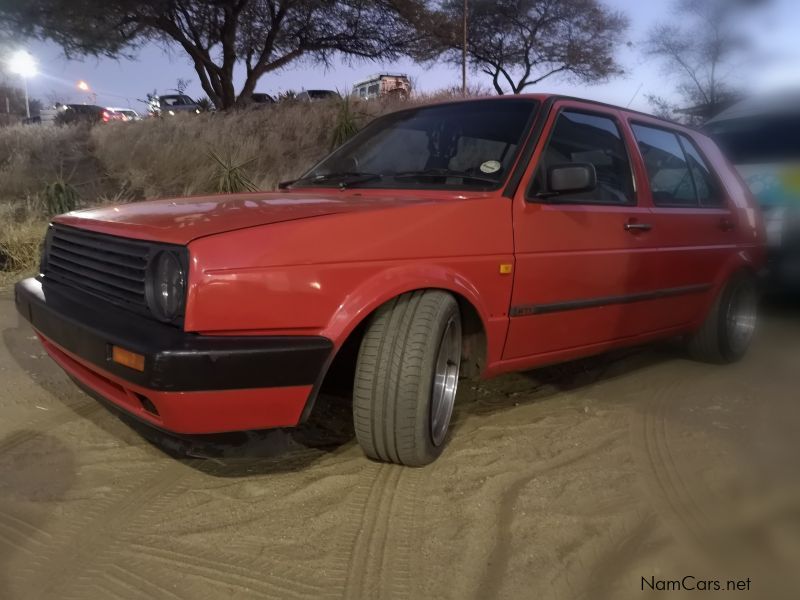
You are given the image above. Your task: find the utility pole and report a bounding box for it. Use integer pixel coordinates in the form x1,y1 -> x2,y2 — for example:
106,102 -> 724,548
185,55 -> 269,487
9,50 -> 37,118
23,77 -> 30,118
462,0 -> 468,96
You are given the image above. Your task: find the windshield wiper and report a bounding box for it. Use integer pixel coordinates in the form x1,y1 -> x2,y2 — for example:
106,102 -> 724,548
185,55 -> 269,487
303,171 -> 383,189
392,169 -> 500,185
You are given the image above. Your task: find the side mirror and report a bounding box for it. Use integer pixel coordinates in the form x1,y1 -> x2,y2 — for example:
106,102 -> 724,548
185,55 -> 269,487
547,163 -> 597,195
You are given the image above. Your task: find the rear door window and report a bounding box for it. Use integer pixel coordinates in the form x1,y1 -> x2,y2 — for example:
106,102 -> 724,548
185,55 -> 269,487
631,124 -> 725,208
530,110 -> 635,205
631,124 -> 697,207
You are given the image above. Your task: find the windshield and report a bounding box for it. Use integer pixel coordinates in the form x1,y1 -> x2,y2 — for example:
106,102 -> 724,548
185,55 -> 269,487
162,95 -> 194,106
706,115 -> 800,165
297,99 -> 539,190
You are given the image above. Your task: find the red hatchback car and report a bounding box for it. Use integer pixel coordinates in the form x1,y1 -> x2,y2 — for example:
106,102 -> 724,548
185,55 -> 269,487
16,95 -> 765,466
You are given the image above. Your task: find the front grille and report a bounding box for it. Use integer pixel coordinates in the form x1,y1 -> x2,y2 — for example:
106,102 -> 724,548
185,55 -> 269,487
44,225 -> 150,311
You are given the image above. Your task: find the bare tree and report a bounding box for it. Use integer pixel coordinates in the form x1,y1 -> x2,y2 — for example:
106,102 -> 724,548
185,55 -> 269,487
418,0 -> 628,95
0,0 -> 427,110
174,78 -> 191,94
643,0 -> 769,121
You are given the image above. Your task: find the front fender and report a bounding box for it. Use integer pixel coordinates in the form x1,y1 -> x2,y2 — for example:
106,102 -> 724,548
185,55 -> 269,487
321,262 -> 498,348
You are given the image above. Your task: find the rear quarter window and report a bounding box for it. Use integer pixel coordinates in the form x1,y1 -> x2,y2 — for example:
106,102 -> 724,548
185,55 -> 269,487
679,134 -> 724,208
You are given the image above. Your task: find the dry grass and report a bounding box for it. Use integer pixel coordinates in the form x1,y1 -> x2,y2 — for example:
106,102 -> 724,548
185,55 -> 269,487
90,98 -> 398,197
0,204 -> 47,285
0,123 -> 104,201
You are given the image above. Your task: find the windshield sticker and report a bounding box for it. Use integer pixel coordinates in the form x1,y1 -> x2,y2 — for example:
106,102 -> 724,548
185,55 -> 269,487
480,160 -> 501,174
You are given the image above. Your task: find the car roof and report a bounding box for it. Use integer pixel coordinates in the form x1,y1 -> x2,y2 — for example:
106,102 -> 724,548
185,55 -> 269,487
406,93 -> 701,134
353,74 -> 410,87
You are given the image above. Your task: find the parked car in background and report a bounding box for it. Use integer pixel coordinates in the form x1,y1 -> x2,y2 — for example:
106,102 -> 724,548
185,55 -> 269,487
705,93 -> 800,291
251,93 -> 275,104
107,107 -> 143,121
55,104 -> 124,124
16,95 -> 764,467
148,94 -> 202,116
296,89 -> 340,102
352,74 -> 411,100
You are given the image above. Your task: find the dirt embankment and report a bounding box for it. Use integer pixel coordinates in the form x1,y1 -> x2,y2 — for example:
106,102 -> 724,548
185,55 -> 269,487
1,293 -> 799,599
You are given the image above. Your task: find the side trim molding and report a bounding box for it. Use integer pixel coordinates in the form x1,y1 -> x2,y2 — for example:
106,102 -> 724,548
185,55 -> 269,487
509,284 -> 713,317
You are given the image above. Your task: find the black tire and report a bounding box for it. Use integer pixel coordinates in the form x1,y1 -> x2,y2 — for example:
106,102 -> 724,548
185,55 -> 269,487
687,272 -> 759,364
353,290 -> 461,466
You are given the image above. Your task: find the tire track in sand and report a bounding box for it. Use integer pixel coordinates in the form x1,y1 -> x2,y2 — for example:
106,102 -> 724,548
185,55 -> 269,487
64,456 -> 328,600
0,399 -> 102,455
334,462 -> 426,600
629,372 -> 717,550
475,431 -> 624,600
10,460 -> 187,599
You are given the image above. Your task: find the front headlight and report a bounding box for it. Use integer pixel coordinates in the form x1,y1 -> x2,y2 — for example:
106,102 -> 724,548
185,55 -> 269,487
147,251 -> 186,321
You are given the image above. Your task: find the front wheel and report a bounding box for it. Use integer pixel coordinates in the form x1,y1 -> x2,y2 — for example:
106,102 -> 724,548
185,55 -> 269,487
688,272 -> 759,363
353,290 -> 462,466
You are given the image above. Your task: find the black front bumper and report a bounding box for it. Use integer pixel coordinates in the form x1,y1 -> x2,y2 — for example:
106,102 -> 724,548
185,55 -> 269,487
15,278 -> 333,392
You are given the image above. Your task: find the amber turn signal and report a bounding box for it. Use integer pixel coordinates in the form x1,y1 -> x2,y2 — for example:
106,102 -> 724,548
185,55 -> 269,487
499,263 -> 513,274
111,346 -> 145,372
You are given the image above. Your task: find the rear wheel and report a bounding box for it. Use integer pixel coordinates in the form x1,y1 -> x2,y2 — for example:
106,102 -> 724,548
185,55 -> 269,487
688,272 -> 758,363
353,290 -> 461,466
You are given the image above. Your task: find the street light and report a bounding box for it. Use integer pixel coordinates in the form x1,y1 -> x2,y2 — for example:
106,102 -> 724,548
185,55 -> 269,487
77,80 -> 97,104
8,50 -> 37,119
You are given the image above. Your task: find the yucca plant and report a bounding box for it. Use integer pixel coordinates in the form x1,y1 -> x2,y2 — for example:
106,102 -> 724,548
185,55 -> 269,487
196,97 -> 214,113
42,179 -> 80,216
209,150 -> 259,193
330,96 -> 360,150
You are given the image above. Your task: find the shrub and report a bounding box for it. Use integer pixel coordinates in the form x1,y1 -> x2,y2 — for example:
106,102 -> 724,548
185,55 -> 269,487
209,151 -> 259,193
42,179 -> 80,215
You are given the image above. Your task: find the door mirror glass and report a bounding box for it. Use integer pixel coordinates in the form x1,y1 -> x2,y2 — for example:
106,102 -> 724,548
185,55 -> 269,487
548,163 -> 597,194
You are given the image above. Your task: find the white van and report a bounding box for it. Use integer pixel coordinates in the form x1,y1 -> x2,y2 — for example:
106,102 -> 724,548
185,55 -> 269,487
352,74 -> 411,101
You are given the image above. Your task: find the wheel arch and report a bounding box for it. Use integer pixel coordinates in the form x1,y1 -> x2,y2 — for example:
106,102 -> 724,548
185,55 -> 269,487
300,269 -> 492,422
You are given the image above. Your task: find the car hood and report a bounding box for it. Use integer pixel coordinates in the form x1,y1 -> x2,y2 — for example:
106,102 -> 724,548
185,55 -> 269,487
54,191 -> 452,245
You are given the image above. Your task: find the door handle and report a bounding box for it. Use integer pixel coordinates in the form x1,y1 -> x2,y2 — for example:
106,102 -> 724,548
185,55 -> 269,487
624,222 -> 653,233
719,218 -> 735,232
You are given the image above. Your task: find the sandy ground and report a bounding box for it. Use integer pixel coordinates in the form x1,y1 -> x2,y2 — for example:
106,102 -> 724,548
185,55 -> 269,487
0,290 -> 799,600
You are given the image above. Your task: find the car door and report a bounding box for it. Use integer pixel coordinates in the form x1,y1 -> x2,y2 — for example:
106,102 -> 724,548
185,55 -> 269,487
504,101 -> 663,361
627,121 -> 738,329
